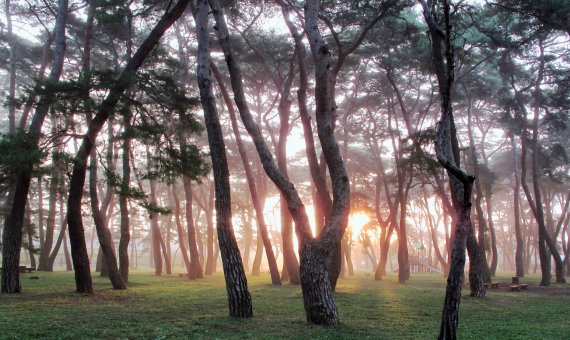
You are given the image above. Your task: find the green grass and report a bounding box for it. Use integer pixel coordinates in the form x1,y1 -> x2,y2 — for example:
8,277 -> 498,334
0,271 -> 568,339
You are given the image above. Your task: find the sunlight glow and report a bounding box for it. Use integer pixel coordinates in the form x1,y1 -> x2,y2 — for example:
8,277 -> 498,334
349,211 -> 370,240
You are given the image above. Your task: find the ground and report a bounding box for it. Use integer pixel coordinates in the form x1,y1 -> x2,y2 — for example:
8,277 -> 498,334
0,271 -> 568,339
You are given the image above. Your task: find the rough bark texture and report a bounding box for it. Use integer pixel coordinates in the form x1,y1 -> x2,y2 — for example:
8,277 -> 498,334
196,0 -> 253,317
419,1 -> 477,338
211,63 -> 281,285
518,44 -> 565,284
209,0 -> 350,325
1,0 -> 68,294
65,0 -> 191,293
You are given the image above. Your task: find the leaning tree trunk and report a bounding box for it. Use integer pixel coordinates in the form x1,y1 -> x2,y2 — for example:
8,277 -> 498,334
195,0 -> 252,317
88,140 -> 126,290
1,0 -> 68,294
211,63 -> 281,285
209,0 -> 350,325
66,0 -> 192,293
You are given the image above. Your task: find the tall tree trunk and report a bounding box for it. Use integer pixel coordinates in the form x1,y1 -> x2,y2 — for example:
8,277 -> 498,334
518,42 -> 565,284
5,0 -> 17,134
466,98 -> 492,283
65,0 -> 192,293
211,63 -> 281,285
38,122 -> 62,271
204,184 -> 215,275
149,177 -> 163,276
511,134 -> 525,278
88,124 -> 126,289
1,0 -> 68,294
171,184 -> 193,277
195,0 -> 253,317
252,222 -> 264,276
209,0 -> 351,324
46,195 -> 67,271
182,179 -> 203,279
37,176 -> 45,250
419,1 -> 479,337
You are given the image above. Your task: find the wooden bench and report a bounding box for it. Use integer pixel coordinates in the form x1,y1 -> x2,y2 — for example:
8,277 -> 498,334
519,284 -> 528,290
484,282 -> 500,289
508,285 -> 521,291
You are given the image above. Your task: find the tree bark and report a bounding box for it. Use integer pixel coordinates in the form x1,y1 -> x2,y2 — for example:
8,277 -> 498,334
204,184 -> 215,275
88,132 -> 126,289
419,1 -> 479,337
209,0 -> 350,324
211,63 -> 281,285
1,0 -> 68,294
171,184 -> 193,277
510,134 -> 525,278
195,0 -> 253,317
65,0 -> 192,293
182,178 -> 204,279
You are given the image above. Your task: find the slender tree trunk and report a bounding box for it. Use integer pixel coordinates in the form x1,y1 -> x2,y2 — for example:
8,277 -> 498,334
204,184 -> 215,275
65,0 -> 192,292
210,0 -> 350,324
118,110 -> 132,282
38,126 -> 62,271
211,63 -> 281,285
196,0 -> 253,317
5,0 -> 17,134
183,178 -> 203,279
252,223 -> 264,276
1,0 -> 68,294
511,135 -> 525,278
171,184 -> 193,277
88,129 -> 126,289
149,178 -> 163,276
419,1 -> 478,337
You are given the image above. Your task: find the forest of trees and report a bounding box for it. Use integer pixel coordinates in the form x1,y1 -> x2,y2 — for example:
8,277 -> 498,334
1,0 -> 568,337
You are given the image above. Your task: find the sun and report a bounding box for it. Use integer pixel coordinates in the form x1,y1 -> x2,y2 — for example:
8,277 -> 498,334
348,211 -> 370,240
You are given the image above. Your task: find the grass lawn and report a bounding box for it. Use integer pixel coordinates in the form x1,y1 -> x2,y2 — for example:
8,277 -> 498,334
0,271 -> 568,339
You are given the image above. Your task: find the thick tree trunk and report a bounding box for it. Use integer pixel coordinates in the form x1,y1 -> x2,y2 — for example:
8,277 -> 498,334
1,0 -> 68,294
195,0 -> 253,317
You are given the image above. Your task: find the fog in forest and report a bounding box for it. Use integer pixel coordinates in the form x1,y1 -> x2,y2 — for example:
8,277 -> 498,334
1,0 -> 568,334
